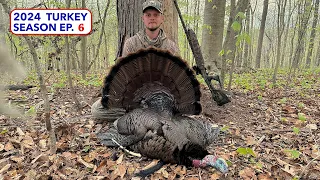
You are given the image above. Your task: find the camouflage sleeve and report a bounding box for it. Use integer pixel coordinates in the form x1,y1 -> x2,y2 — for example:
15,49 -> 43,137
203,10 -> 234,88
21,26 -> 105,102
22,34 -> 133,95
167,39 -> 180,56
122,39 -> 132,57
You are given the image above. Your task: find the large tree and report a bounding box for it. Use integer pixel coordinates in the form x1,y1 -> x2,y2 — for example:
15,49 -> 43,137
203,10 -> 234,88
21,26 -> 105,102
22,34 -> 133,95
116,0 -> 178,57
201,0 -> 226,74
255,0 -> 269,68
305,0 -> 319,68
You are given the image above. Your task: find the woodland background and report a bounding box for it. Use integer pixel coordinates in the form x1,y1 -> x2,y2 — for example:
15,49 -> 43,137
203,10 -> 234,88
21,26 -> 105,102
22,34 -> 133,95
0,0 -> 319,179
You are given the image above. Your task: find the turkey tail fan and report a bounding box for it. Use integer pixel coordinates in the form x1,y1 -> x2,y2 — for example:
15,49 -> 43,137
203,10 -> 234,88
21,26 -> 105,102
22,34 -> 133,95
101,47 -> 202,115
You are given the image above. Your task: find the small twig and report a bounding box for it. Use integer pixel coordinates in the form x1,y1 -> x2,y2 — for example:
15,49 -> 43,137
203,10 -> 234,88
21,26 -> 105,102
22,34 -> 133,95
253,135 -> 266,151
198,169 -> 202,180
299,154 -> 320,177
111,138 -> 141,157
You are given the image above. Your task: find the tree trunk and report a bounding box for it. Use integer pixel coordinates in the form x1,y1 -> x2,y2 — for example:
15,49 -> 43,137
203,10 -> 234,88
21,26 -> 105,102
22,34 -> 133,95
243,6 -> 251,69
305,0 -> 319,68
280,0 -> 294,67
80,0 -> 87,79
255,0 -> 269,69
221,0 -> 236,85
316,40 -> 320,66
87,0 -> 110,72
291,0 -> 312,71
273,0 -> 287,85
227,0 -> 249,91
201,0 -> 226,74
65,0 -> 81,111
117,0 -> 178,57
0,0 -> 57,154
161,0 -> 178,43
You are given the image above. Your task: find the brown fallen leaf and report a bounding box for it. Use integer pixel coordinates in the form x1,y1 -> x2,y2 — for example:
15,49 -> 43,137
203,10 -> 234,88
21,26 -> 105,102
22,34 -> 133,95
239,167 -> 257,180
0,164 -> 11,174
21,135 -> 34,149
62,152 -> 77,160
142,160 -> 159,170
111,164 -> 127,180
16,127 -> 25,136
96,159 -> 108,173
210,173 -> 221,180
77,155 -> 95,169
0,143 -> 4,151
281,165 -> 297,176
39,139 -> 47,150
5,142 -> 14,151
10,156 -> 24,163
257,173 -> 273,180
116,154 -> 124,164
246,136 -> 257,146
174,165 -> 187,176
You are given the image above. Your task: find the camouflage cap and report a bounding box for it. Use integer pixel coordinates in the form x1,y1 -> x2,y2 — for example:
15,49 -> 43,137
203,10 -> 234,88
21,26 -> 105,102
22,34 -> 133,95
142,0 -> 163,14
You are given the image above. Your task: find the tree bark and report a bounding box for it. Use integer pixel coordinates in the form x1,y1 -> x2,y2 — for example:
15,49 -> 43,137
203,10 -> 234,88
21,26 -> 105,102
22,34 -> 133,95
65,0 -> 81,111
255,0 -> 269,68
80,0 -> 87,79
305,0 -> 319,68
117,0 -> 178,57
201,0 -> 226,74
0,0 -> 56,154
273,0 -> 287,85
87,0 -> 110,72
243,6 -> 251,69
221,0 -> 236,85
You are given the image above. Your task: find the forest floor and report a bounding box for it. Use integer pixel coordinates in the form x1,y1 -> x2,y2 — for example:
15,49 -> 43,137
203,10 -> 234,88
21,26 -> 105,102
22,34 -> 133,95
0,70 -> 319,180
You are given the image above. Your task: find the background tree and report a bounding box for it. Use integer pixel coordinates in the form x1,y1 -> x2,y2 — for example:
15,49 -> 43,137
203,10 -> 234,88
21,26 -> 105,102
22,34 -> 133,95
80,0 -> 87,79
255,0 -> 268,69
116,0 -> 178,57
272,0 -> 287,85
305,0 -> 319,68
201,0 -> 226,74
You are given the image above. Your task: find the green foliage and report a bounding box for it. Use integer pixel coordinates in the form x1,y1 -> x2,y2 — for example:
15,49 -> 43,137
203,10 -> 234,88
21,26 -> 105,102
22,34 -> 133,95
236,12 -> 246,20
284,149 -> 301,159
1,129 -> 8,134
298,102 -> 305,108
221,126 -> 230,132
231,21 -> 241,32
237,147 -> 256,157
292,127 -> 300,135
298,113 -> 306,121
279,97 -> 287,104
26,105 -> 36,116
82,145 -> 91,153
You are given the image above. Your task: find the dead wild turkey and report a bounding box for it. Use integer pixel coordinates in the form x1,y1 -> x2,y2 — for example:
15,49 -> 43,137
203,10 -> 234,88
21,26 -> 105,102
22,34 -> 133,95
97,48 -> 228,175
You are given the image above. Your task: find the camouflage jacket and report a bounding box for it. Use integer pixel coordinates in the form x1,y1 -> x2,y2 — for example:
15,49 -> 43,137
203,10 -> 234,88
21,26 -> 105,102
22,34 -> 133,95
122,29 -> 180,57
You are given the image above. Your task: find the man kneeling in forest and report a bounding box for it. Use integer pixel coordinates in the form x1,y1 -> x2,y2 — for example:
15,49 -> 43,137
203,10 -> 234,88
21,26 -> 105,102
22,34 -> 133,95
91,0 -> 179,121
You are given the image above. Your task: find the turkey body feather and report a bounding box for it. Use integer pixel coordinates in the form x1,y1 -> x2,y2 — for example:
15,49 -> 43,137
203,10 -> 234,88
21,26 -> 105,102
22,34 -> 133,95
98,47 -> 223,171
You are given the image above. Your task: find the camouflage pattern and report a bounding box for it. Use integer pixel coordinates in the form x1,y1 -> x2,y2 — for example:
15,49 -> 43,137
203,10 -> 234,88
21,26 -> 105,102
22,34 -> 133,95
142,0 -> 163,13
122,29 -> 180,57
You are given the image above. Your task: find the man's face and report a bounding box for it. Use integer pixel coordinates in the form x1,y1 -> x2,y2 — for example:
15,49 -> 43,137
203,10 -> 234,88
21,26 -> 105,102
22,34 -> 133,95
142,8 -> 164,31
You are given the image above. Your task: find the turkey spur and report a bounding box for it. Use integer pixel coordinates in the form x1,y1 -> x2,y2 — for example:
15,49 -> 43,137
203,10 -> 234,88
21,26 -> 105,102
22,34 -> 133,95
97,48 -> 228,175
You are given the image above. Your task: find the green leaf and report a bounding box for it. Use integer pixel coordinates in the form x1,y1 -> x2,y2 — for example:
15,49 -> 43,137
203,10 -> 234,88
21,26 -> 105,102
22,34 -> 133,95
226,160 -> 232,166
231,21 -> 241,32
298,113 -> 307,121
219,49 -> 225,56
1,129 -> 8,134
82,145 -> 91,152
236,12 -> 246,19
237,147 -> 256,157
26,106 -> 36,115
221,126 -> 230,132
292,127 -> 300,134
279,97 -> 287,104
284,149 -> 301,159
